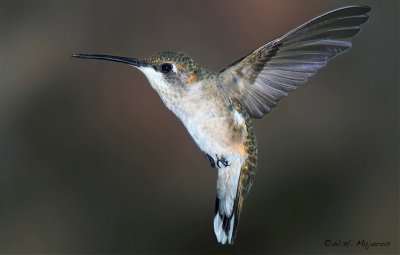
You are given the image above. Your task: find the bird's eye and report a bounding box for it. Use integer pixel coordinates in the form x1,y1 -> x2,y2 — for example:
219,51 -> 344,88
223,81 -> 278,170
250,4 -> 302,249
161,63 -> 173,73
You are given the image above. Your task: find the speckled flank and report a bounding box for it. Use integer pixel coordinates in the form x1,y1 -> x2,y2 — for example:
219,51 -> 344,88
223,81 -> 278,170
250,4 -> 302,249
231,100 -> 257,239
237,101 -> 257,198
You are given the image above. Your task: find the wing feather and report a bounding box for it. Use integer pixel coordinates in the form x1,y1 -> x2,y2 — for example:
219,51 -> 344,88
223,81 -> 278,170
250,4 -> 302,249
218,5 -> 371,118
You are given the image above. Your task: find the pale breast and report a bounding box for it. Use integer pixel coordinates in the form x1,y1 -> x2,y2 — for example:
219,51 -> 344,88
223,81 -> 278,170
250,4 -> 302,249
171,82 -> 247,157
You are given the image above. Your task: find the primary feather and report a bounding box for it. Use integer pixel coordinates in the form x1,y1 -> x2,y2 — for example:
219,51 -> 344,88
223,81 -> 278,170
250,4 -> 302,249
219,5 -> 371,119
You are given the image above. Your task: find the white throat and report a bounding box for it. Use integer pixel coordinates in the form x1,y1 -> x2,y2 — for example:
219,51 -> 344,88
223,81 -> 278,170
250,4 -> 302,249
138,66 -> 180,111
139,67 -> 169,91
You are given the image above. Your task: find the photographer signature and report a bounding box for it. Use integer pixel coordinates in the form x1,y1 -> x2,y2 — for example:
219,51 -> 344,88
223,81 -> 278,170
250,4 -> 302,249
324,239 -> 391,249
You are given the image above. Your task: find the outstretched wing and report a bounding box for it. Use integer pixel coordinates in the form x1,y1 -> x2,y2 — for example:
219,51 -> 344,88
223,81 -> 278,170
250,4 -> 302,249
218,5 -> 371,119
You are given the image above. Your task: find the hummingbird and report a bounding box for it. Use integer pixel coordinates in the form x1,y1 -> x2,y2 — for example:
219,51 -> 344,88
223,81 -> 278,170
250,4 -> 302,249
73,5 -> 370,245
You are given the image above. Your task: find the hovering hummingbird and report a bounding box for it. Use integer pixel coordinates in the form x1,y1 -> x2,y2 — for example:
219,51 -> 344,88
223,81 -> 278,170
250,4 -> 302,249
73,5 -> 370,245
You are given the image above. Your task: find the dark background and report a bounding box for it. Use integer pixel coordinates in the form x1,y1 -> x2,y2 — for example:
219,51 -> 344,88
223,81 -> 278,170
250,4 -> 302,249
0,0 -> 398,253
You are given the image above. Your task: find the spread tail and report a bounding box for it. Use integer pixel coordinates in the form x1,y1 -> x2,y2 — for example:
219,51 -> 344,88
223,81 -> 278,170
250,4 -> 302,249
213,156 -> 256,244
214,195 -> 240,244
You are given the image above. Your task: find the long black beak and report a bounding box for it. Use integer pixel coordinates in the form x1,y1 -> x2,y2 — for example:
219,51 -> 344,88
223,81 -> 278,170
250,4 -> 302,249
72,54 -> 147,67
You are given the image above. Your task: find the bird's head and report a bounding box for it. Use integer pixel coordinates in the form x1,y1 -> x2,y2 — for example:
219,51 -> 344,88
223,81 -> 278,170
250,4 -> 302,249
72,51 -> 206,98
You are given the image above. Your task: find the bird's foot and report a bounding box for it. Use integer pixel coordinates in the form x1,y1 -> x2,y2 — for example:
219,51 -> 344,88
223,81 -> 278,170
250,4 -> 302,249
205,153 -> 216,168
216,155 -> 230,168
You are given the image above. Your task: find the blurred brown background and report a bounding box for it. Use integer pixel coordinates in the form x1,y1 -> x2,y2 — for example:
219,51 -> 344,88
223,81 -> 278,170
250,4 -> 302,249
0,0 -> 398,254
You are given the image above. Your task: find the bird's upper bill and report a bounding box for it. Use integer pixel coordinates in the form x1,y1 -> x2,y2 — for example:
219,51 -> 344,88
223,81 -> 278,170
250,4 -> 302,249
71,54 -> 149,67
